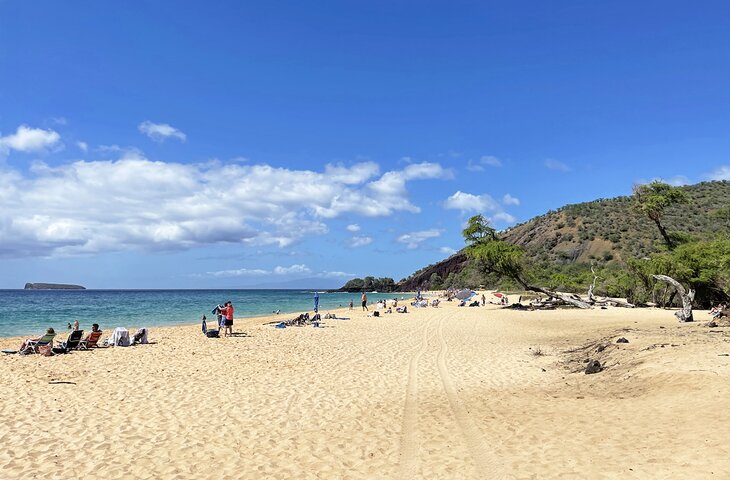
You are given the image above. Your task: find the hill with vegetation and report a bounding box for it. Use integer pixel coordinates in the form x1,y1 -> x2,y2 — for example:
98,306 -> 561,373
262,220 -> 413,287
396,180 -> 730,299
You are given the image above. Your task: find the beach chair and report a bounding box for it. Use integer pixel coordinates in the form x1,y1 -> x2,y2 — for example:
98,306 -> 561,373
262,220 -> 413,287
55,330 -> 84,353
77,330 -> 103,350
20,332 -> 56,355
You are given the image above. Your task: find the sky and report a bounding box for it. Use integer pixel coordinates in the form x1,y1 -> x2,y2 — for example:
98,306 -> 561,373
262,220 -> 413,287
1,1 -> 729,289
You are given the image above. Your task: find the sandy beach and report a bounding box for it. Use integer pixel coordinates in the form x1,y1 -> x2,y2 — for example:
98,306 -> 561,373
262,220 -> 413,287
2,296 -> 729,479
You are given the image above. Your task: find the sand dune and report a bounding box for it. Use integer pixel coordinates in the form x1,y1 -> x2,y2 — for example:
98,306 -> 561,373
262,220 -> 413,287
1,298 -> 729,478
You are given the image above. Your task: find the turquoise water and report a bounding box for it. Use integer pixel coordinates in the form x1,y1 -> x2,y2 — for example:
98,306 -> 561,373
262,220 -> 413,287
0,290 -> 410,338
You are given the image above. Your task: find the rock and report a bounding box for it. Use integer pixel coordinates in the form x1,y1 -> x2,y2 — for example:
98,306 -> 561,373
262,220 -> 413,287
616,337 -> 629,343
585,360 -> 602,374
596,344 -> 607,353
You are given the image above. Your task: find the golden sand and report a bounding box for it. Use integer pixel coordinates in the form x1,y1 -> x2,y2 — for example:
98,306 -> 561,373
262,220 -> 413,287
1,296 -> 729,479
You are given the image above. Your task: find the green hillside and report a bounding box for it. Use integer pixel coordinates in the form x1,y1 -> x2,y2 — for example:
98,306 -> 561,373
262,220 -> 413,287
397,180 -> 730,294
503,180 -> 730,264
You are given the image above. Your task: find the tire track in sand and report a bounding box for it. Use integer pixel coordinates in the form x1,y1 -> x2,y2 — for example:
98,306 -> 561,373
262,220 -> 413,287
436,315 -> 503,478
397,317 -> 433,478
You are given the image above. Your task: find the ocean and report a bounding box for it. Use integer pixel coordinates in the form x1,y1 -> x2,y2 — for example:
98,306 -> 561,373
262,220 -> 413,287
0,289 -> 410,338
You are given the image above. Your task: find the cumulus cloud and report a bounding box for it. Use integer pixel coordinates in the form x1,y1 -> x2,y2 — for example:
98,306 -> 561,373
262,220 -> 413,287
0,125 -> 61,154
206,264 -> 310,278
544,159 -> 571,172
138,121 -> 187,142
707,165 -> 730,181
443,191 -> 500,212
397,229 -> 442,249
439,246 -> 457,255
346,224 -> 360,232
467,155 -> 502,171
349,236 -> 373,247
492,212 -> 516,223
502,193 -> 520,206
316,162 -> 453,217
201,264 -> 352,279
0,154 -> 450,258
443,191 -> 517,225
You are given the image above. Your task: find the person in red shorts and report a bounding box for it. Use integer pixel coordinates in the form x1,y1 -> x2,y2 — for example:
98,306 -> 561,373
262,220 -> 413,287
222,301 -> 234,337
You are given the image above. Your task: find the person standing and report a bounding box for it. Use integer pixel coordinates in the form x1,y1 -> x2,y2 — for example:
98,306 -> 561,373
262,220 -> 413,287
349,299 -> 354,310
361,292 -> 368,311
222,301 -> 234,337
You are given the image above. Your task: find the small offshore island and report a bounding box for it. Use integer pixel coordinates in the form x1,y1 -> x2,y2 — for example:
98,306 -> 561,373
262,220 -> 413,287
24,283 -> 86,290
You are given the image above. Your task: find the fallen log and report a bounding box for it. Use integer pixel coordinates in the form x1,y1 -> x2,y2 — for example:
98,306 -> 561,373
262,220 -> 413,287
652,274 -> 694,322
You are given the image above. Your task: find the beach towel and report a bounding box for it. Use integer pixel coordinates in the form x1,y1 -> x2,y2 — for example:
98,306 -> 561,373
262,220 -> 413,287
108,327 -> 130,347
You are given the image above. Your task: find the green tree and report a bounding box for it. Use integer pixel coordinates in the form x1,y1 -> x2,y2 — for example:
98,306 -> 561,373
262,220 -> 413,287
632,181 -> 688,250
429,273 -> 443,290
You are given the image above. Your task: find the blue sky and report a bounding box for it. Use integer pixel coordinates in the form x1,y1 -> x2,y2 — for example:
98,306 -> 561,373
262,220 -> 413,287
1,1 -> 729,288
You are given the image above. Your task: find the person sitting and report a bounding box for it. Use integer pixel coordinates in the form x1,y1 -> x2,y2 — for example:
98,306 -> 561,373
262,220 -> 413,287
19,328 -> 56,352
396,306 -> 408,313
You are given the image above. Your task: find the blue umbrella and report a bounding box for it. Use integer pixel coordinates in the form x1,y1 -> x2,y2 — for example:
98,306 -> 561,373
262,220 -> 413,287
314,291 -> 319,313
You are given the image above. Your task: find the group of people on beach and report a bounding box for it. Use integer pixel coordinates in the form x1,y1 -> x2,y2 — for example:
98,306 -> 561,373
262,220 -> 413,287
17,322 -> 105,354
213,301 -> 235,336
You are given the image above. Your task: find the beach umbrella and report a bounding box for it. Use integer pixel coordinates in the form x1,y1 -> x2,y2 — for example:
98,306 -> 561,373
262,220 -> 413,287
455,289 -> 473,300
314,291 -> 319,313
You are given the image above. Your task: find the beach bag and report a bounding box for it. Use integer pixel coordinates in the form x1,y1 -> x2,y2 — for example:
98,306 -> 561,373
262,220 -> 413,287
373,311 -> 380,317
52,346 -> 68,354
206,329 -> 219,338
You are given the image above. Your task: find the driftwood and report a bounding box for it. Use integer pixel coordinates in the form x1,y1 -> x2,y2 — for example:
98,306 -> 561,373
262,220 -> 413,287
530,286 -> 592,309
587,266 -> 599,303
652,274 -> 694,322
582,265 -> 635,308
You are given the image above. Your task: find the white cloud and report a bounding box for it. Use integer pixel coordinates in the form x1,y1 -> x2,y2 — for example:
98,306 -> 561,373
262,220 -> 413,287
138,121 -> 187,142
443,191 -> 517,226
206,264 -> 310,278
466,155 -> 502,171
316,270 -> 355,278
544,159 -> 571,172
480,155 -> 502,167
273,264 -> 310,274
317,162 -> 452,217
502,193 -> 520,206
492,212 -> 516,224
346,224 -> 360,232
443,191 -> 500,213
0,125 -> 61,154
76,141 -> 88,152
707,166 -> 730,181
439,246 -> 457,255
349,236 -> 373,247
0,154 -> 450,258
397,229 -> 442,249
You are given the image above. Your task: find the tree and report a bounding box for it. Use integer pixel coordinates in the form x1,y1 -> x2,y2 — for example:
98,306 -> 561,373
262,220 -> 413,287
462,215 -> 592,308
632,181 -> 688,250
462,214 -> 497,245
429,273 -> 443,290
